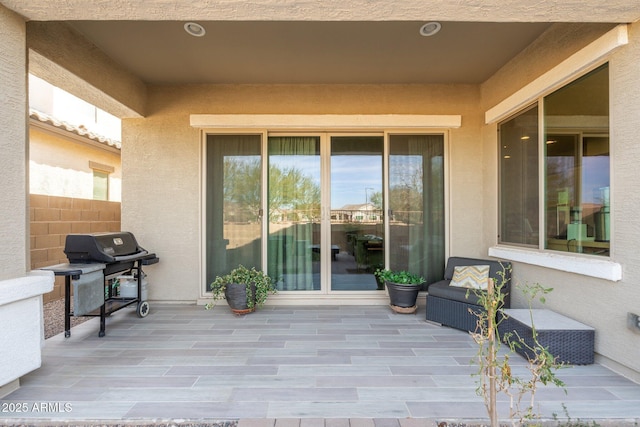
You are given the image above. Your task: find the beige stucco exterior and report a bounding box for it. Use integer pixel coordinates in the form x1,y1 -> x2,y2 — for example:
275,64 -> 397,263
29,125 -> 122,202
1,1 -> 640,383
0,5 -> 27,280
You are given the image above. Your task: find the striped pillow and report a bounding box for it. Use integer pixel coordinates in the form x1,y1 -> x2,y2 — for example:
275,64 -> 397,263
449,265 -> 490,290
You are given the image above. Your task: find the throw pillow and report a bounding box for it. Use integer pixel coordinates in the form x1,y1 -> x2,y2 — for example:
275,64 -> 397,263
449,265 -> 490,290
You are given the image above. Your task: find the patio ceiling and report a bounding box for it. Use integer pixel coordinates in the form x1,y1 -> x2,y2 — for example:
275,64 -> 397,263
64,20 -> 559,85
5,0 -> 638,86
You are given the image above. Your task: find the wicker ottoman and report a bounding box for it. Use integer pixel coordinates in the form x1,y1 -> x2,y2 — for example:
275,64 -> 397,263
498,309 -> 595,365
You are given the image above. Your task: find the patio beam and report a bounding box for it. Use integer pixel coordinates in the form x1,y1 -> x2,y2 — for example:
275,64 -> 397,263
27,21 -> 147,118
2,0 -> 639,23
190,114 -> 461,130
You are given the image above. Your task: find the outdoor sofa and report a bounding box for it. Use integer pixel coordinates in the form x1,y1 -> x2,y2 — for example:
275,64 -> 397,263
425,256 -> 512,332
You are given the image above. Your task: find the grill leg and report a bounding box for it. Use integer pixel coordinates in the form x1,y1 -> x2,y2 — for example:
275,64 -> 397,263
99,304 -> 106,337
64,276 -> 71,338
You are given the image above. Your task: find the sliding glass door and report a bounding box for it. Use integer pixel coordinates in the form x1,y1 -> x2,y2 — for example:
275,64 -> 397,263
205,132 -> 445,295
387,134 -> 445,286
267,136 -> 321,291
205,135 -> 262,289
330,136 -> 384,291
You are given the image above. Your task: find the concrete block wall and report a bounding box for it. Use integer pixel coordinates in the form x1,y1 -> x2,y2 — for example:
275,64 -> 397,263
29,194 -> 120,303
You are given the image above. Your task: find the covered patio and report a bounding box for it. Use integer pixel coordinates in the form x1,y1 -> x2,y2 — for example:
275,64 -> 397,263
2,304 -> 639,424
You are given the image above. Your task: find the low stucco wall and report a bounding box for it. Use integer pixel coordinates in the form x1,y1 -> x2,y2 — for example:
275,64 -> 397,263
0,270 -> 54,394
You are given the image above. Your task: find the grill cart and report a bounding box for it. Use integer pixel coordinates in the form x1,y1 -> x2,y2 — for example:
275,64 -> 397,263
41,232 -> 159,337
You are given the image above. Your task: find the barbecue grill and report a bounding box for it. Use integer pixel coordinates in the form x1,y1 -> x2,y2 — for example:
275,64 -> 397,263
42,231 -> 159,337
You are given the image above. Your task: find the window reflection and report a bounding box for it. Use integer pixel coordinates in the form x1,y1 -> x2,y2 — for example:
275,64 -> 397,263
544,64 -> 610,255
499,63 -> 610,257
499,106 -> 539,246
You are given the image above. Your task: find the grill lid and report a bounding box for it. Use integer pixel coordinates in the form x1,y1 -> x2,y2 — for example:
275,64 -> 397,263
64,232 -> 147,263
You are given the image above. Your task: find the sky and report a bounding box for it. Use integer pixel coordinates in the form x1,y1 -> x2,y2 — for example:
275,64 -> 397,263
269,154 -> 383,209
29,74 -> 121,142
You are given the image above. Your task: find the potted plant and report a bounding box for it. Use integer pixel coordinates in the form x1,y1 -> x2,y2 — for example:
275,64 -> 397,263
206,265 -> 277,314
374,269 -> 425,313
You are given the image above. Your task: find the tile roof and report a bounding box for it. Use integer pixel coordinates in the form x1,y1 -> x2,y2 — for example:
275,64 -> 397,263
29,109 -> 121,150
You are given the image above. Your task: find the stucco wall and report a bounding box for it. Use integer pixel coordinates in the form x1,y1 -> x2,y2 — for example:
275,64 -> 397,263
0,5 -> 27,280
29,126 -> 122,201
480,22 -> 640,378
122,84 -> 483,302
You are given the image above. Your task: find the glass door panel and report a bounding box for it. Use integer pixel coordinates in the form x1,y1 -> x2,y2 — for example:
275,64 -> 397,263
388,134 -> 445,286
330,136 -> 384,291
268,136 -> 321,291
205,135 -> 262,290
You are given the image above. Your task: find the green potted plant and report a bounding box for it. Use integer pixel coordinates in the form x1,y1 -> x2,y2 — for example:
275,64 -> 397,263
374,269 -> 425,313
206,265 -> 277,314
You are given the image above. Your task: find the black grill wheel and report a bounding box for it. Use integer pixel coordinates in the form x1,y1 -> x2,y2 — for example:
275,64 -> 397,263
137,301 -> 150,317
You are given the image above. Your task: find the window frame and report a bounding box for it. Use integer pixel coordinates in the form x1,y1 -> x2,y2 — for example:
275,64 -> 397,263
490,63 -> 620,281
89,161 -> 114,201
487,25 -> 626,281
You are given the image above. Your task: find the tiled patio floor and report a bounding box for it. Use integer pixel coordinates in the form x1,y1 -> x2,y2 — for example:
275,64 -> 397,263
1,304 -> 640,425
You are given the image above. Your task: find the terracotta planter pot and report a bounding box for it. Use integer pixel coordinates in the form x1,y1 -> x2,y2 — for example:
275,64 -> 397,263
224,283 -> 257,314
385,281 -> 421,311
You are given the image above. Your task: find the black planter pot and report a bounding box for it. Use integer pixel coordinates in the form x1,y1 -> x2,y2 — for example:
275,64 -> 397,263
224,283 -> 257,314
385,281 -> 421,310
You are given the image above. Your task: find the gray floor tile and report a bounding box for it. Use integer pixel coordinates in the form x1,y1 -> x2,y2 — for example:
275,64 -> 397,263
167,365 -> 278,375
405,401 -> 488,418
372,419 -> 399,427
277,365 -> 392,376
71,375 -> 198,388
325,419 -> 350,427
98,387 -> 234,401
349,419 -> 375,427
55,365 -> 170,377
300,418 -> 325,427
316,376 -> 437,388
1,386 -> 105,401
2,304 -> 639,424
194,375 -> 315,388
275,419 -> 300,427
126,401 -> 269,418
231,387 -> 358,401
350,356 -> 459,366
267,402 -> 410,418
248,356 -> 352,365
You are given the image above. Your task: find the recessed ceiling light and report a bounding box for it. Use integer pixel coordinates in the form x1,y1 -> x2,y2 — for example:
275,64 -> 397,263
419,22 -> 441,37
184,22 -> 206,37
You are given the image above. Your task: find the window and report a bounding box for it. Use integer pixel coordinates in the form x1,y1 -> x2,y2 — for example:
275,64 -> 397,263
499,106 -> 539,246
499,63 -> 609,256
89,161 -> 114,201
93,170 -> 109,200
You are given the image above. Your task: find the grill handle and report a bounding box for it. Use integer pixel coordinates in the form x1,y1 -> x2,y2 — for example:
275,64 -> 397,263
112,250 -> 149,262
